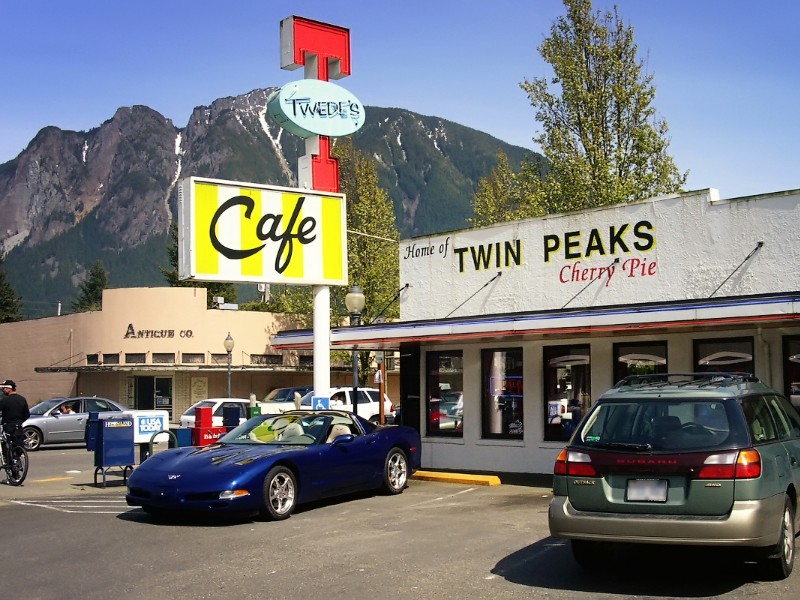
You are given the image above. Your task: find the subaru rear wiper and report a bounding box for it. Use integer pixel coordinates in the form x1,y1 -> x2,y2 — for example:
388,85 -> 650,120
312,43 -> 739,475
593,442 -> 653,451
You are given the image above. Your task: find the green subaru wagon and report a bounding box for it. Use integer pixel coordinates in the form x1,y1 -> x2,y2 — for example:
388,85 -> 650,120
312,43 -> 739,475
548,373 -> 800,579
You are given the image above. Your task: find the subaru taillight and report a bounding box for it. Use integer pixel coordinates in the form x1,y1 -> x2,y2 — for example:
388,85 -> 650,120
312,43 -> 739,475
697,449 -> 761,479
554,448 -> 597,477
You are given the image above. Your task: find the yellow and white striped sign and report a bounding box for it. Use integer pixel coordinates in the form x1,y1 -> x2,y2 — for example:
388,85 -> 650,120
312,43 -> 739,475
178,177 -> 347,285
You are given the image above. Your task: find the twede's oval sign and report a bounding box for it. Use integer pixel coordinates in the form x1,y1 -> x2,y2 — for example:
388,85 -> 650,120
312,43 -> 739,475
267,79 -> 365,138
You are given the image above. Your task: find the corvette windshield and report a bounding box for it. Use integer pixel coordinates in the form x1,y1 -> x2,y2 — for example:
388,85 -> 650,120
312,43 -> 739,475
220,413 -> 332,446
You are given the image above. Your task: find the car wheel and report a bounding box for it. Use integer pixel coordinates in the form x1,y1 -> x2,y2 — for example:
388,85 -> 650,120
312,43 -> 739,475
369,415 -> 380,424
262,465 -> 297,521
761,495 -> 795,580
23,427 -> 42,451
382,447 -> 408,494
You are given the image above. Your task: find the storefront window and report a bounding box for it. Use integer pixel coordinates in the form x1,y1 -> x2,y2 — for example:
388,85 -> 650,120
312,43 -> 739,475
425,351 -> 463,437
693,337 -> 754,374
544,345 -> 591,442
783,336 -> 800,411
613,341 -> 668,384
481,348 -> 523,439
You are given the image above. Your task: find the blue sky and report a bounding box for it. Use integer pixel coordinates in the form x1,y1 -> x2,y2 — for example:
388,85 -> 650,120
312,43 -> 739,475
1,0 -> 798,199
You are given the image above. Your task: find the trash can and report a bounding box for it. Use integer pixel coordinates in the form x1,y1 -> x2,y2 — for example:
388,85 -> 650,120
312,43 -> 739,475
248,405 -> 262,419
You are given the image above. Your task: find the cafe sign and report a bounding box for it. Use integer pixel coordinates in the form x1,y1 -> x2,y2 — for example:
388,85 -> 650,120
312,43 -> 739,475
267,79 -> 365,138
178,177 -> 347,285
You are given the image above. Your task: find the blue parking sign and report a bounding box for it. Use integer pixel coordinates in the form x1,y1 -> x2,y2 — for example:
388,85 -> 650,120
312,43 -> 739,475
313,396 -> 330,410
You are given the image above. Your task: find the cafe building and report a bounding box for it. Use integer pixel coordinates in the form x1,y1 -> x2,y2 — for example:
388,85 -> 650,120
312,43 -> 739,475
273,187 -> 800,476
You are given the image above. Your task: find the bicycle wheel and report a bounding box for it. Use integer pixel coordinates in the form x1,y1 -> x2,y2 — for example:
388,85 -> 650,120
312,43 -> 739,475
7,445 -> 28,486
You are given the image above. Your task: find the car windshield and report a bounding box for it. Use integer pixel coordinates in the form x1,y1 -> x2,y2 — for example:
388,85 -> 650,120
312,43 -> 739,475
220,413 -> 335,446
182,400 -> 217,417
29,398 -> 66,415
578,399 -> 747,451
263,388 -> 291,402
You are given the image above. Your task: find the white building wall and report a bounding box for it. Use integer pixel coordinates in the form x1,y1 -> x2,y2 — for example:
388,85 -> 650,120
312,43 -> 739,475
399,189 -> 800,320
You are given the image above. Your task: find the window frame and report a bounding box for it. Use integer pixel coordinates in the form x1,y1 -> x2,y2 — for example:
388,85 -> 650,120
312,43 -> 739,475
425,350 -> 464,438
543,344 -> 591,442
480,347 -> 523,440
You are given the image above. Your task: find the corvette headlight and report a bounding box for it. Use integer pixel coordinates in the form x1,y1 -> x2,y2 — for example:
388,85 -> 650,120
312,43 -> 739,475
219,489 -> 251,500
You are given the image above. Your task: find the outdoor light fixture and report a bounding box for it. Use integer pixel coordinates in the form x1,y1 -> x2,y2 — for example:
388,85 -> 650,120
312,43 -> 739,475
345,284 -> 366,414
224,332 -> 235,398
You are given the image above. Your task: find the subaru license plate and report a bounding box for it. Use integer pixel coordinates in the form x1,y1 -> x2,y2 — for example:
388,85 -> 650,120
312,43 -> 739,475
626,478 -> 668,502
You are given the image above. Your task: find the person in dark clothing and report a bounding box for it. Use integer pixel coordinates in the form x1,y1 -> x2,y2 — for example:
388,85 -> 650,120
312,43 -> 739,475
0,380 -> 30,456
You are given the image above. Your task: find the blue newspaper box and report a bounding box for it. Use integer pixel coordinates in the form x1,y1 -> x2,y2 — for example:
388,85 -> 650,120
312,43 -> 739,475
172,427 -> 193,448
222,405 -> 240,428
94,417 -> 135,487
85,411 -> 101,452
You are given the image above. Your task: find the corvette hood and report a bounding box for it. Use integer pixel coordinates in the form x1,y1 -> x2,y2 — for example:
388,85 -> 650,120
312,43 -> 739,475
137,443 -> 294,476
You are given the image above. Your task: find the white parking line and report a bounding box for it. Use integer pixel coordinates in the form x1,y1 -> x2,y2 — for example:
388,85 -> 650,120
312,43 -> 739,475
406,487 -> 477,507
12,498 -> 129,514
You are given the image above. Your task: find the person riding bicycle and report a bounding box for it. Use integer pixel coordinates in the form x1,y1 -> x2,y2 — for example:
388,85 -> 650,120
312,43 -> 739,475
0,380 -> 30,458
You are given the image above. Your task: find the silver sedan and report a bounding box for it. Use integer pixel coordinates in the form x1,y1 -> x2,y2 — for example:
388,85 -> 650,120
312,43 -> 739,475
22,396 -> 127,450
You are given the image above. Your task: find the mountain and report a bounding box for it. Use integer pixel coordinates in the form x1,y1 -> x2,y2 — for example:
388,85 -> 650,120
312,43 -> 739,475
0,88 -> 541,318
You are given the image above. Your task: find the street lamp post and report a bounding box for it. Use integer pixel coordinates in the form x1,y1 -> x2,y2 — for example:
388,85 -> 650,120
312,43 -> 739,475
345,284 -> 365,416
224,332 -> 235,398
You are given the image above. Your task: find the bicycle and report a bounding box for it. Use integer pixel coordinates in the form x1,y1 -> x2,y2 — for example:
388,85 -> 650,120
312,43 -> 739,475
0,428 -> 29,486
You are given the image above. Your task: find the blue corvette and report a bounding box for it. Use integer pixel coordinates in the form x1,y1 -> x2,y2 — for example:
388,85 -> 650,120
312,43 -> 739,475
126,410 -> 421,519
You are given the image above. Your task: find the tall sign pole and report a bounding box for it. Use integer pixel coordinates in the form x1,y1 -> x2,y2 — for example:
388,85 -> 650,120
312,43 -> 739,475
279,16 -> 352,404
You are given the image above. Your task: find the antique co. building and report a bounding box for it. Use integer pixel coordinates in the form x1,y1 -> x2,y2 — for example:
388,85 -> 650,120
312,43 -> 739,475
0,287 -> 388,420
273,187 -> 800,476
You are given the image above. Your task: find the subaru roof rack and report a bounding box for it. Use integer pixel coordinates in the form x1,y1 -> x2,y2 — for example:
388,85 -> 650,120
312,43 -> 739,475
613,372 -> 759,389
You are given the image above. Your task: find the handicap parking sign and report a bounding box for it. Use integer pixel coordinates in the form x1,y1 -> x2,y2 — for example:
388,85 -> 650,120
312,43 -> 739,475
313,396 -> 330,410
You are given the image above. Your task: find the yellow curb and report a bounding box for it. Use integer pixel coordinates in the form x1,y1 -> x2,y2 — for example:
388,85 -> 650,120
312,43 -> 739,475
31,477 -> 74,483
412,470 -> 501,486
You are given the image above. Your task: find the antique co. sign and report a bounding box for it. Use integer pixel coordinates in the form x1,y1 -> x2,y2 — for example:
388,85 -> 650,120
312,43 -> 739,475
267,79 -> 364,138
178,177 -> 347,285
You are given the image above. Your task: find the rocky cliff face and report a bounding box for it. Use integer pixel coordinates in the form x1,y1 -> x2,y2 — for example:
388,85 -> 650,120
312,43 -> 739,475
0,88 -> 538,315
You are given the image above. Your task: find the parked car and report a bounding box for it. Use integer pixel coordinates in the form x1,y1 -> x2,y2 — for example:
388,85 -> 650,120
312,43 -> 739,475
260,386 -> 314,413
179,398 -> 253,428
548,372 -> 800,579
126,409 -> 422,519
299,387 -> 392,423
22,396 -> 127,451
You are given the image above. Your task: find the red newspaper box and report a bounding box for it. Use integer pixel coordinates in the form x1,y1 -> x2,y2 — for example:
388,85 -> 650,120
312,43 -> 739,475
195,406 -> 213,428
192,426 -> 226,446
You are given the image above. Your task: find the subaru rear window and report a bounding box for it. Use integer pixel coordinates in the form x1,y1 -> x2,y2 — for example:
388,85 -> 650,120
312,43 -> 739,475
578,400 -> 747,451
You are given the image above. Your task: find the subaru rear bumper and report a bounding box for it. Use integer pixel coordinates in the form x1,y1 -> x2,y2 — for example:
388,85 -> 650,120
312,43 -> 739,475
548,494 -> 785,548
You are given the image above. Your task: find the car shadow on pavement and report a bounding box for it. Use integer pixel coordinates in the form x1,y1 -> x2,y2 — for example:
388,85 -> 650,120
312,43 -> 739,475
117,488 -> 379,527
493,536 -> 770,596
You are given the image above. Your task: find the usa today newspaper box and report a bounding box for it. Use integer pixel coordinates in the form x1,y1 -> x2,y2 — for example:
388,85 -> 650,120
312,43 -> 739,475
121,410 -> 171,461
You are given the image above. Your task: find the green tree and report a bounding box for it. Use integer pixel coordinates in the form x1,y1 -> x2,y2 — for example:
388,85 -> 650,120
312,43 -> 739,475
71,260 -> 109,312
470,152 -> 548,227
0,253 -> 23,323
162,221 -> 237,308
517,0 -> 686,212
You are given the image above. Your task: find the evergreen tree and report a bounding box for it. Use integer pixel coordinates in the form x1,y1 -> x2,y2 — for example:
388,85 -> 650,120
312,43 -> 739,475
71,261 -> 109,312
162,221 -> 237,308
0,253 -> 23,323
473,0 -> 686,223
